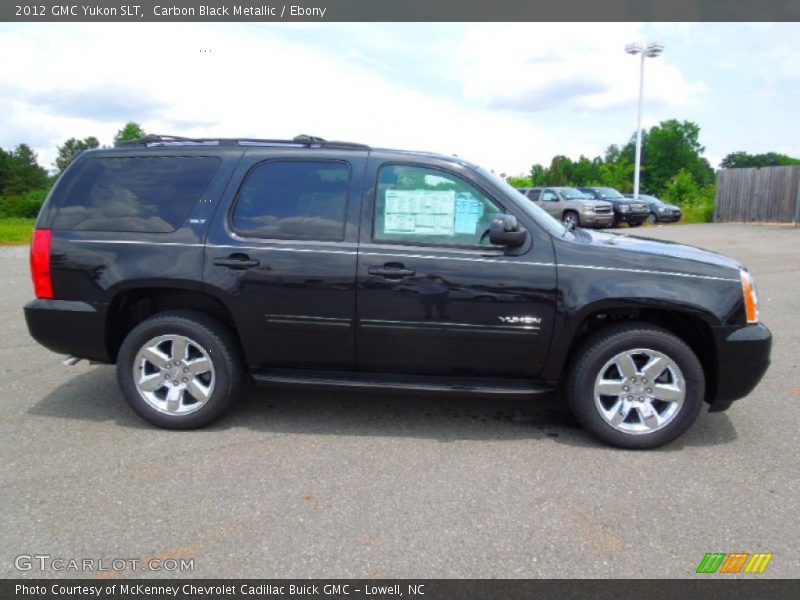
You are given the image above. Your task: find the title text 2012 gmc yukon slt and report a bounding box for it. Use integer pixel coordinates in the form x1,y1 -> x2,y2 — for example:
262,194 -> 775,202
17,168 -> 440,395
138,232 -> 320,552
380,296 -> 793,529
24,135 -> 771,448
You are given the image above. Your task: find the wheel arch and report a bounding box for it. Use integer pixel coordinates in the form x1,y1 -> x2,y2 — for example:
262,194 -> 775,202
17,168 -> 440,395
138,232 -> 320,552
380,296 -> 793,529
545,300 -> 720,405
105,284 -> 243,364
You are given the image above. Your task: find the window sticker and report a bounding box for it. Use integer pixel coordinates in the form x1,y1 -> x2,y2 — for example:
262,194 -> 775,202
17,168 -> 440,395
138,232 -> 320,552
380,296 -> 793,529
454,192 -> 485,234
384,189 -> 455,236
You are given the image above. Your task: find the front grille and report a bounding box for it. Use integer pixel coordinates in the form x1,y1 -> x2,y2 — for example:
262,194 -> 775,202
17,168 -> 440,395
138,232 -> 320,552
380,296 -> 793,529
594,207 -> 612,214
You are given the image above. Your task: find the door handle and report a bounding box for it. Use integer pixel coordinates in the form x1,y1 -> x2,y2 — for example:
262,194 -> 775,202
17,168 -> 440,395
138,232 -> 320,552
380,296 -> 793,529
214,254 -> 260,269
368,264 -> 415,278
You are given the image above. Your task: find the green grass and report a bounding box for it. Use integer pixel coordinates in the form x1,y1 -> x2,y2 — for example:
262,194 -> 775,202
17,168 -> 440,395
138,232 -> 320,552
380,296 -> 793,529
679,203 -> 715,224
0,218 -> 35,245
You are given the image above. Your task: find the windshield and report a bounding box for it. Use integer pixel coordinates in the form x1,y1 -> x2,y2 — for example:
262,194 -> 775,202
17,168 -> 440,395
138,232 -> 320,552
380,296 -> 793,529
475,167 -> 571,238
559,187 -> 590,200
595,187 -> 625,199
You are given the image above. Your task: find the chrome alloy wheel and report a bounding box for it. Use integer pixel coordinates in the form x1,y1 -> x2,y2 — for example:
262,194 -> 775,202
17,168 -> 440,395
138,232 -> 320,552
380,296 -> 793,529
593,348 -> 685,434
132,334 -> 215,415
563,213 -> 579,230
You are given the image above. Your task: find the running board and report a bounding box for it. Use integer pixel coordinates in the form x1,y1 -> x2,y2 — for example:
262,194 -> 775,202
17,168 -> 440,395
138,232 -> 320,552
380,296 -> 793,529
251,370 -> 554,396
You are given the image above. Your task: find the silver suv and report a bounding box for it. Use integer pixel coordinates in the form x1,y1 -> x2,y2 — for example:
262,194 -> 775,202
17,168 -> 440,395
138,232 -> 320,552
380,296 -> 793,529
517,187 -> 614,229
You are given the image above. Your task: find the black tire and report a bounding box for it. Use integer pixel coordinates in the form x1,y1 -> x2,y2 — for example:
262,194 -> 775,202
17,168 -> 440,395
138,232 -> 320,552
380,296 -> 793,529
566,323 -> 704,449
610,216 -> 619,228
629,220 -> 643,228
116,310 -> 243,429
562,211 -> 580,230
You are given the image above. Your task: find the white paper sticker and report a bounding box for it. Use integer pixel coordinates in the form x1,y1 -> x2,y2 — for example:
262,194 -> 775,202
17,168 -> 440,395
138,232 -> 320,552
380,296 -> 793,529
384,189 -> 456,236
454,193 -> 485,234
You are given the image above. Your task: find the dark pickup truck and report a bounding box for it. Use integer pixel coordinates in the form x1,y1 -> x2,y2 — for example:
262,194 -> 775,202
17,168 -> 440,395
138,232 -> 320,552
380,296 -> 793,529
24,135 -> 771,448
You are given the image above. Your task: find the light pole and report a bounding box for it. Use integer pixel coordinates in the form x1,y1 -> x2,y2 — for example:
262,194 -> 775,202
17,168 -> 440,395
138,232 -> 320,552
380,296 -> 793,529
625,42 -> 664,200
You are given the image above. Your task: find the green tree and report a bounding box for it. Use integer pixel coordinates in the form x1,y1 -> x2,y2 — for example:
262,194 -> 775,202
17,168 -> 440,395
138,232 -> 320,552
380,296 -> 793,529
114,122 -> 147,146
530,164 -> 547,186
571,155 -> 603,186
0,148 -> 10,194
507,175 -> 532,188
2,144 -> 49,196
643,119 -> 714,195
55,136 -> 100,172
662,168 -> 716,222
599,155 -> 635,192
547,155 -> 573,186
720,151 -> 800,169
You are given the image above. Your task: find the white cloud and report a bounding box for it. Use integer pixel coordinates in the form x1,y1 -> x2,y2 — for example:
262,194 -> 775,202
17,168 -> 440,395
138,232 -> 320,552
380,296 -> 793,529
0,22 -> 779,178
460,23 -> 706,113
0,23 -> 563,173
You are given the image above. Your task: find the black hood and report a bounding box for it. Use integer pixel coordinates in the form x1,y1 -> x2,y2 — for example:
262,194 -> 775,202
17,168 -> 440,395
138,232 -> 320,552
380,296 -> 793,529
580,229 -> 742,273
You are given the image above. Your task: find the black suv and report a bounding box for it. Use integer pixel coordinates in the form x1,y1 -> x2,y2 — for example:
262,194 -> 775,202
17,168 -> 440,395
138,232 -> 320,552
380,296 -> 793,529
579,186 -> 649,227
24,135 -> 771,448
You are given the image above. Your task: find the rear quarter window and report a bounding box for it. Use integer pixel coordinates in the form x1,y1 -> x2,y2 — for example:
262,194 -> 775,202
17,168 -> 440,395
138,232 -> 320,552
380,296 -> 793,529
230,160 -> 350,241
52,156 -> 220,232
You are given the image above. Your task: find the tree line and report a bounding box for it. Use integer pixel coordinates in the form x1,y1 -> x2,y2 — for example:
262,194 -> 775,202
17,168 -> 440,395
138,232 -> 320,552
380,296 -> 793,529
1,119 -> 797,221
508,119 -> 799,212
0,123 -> 146,218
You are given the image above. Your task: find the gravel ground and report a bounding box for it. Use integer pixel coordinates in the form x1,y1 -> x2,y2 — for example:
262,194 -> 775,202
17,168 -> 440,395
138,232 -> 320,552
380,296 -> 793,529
0,223 -> 797,579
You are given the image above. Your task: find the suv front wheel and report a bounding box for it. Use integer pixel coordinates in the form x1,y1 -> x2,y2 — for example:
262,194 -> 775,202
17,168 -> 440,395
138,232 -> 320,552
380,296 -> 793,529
566,323 -> 704,449
562,211 -> 580,230
116,310 -> 243,429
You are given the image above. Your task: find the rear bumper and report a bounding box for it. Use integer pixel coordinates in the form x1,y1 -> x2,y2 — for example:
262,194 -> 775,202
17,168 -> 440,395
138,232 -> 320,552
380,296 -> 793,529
24,299 -> 111,363
707,323 -> 772,412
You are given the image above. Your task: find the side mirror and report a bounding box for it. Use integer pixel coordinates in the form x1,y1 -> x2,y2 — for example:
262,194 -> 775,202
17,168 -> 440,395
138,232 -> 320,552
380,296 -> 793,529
489,214 -> 527,247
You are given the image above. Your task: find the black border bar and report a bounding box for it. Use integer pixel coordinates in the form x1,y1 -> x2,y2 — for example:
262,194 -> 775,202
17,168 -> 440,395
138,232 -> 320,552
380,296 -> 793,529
3,579 -> 800,600
3,0 -> 800,22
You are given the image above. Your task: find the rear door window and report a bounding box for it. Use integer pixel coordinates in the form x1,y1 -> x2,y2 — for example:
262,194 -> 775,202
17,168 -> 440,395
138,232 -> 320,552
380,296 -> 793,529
53,156 -> 220,232
231,160 -> 350,241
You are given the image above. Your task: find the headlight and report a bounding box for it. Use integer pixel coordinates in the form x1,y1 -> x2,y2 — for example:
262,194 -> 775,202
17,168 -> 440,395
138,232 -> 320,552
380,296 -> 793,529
658,206 -> 668,212
619,204 -> 630,212
740,269 -> 759,324
581,205 -> 594,212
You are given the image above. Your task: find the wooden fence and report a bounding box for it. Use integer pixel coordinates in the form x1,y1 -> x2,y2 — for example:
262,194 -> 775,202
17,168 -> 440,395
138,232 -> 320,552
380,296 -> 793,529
714,166 -> 800,224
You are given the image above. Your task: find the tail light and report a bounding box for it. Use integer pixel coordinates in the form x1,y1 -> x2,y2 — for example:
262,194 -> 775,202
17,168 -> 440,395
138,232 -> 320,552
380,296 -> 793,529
30,228 -> 54,299
740,269 -> 759,324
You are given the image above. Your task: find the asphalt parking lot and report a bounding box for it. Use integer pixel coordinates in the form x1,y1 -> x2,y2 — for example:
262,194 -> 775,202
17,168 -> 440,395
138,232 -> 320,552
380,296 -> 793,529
0,223 -> 798,579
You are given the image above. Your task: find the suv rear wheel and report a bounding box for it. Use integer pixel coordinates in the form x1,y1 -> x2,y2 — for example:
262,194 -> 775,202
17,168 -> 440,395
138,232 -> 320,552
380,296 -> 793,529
116,310 -> 243,429
566,323 -> 704,449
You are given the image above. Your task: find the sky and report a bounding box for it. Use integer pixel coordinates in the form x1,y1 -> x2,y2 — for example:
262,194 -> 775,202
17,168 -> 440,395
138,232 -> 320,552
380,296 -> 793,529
0,22 -> 798,176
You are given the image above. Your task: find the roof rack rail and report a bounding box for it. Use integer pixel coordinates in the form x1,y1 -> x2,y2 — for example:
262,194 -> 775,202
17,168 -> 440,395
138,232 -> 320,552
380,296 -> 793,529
118,134 -> 370,150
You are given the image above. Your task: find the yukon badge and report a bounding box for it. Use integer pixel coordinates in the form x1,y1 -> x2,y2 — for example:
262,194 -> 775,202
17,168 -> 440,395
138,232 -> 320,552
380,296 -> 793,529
498,315 -> 542,326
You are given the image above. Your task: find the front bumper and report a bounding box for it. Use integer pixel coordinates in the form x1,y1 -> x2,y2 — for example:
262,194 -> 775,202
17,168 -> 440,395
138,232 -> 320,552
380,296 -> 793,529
707,322 -> 772,412
656,211 -> 682,222
617,211 -> 649,223
580,212 -> 614,227
24,299 -> 111,363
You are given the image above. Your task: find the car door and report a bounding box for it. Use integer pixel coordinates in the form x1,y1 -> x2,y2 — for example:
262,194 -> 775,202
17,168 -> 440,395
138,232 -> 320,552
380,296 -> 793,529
541,188 -> 561,218
204,151 -> 365,370
355,159 -> 557,377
